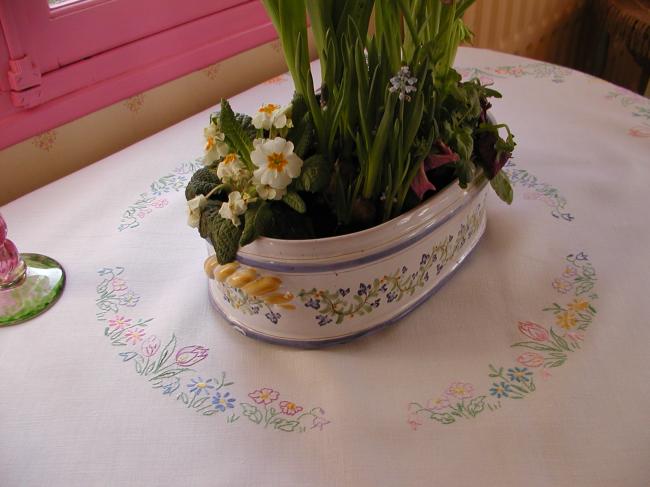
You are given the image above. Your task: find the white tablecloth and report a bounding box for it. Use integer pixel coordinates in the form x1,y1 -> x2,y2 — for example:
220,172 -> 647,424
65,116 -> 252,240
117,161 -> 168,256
1,48 -> 649,487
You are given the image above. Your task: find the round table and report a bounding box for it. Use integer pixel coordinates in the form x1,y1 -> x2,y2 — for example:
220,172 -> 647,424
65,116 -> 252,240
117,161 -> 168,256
1,48 -> 649,487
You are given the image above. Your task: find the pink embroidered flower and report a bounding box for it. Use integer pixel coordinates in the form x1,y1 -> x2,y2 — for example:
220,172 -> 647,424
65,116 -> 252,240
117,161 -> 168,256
151,199 -> 168,208
407,414 -> 422,431
445,382 -> 474,400
518,321 -> 550,342
540,369 -> 552,380
562,266 -> 578,278
124,328 -> 146,345
516,352 -> 545,368
629,126 -> 650,138
248,388 -> 279,405
108,315 -> 131,330
426,397 -> 450,411
552,278 -> 573,294
279,401 -> 303,416
175,345 -> 209,366
141,335 -> 161,357
566,330 -> 584,342
111,278 -> 128,292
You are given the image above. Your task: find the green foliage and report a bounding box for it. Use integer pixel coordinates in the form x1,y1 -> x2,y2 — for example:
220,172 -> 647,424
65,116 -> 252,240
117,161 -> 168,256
185,167 -> 220,200
293,154 -> 331,192
214,219 -> 242,265
490,171 -> 514,204
239,202 -> 273,247
219,99 -> 253,166
282,191 -> 307,214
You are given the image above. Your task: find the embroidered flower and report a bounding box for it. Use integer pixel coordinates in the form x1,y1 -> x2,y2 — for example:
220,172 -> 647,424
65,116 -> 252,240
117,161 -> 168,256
566,330 -> 584,342
140,335 -> 161,357
555,310 -> 577,330
203,123 -> 229,165
552,278 -> 573,294
445,382 -> 474,400
562,266 -> 578,278
251,137 -> 303,190
162,377 -> 180,395
110,278 -> 127,292
256,183 -> 286,201
516,352 -> 545,368
186,194 -> 208,228
389,65 -> 418,101
217,153 -> 248,183
175,345 -> 209,366
426,397 -> 450,411
187,377 -> 215,395
518,321 -> 549,342
108,315 -> 131,330
252,103 -> 291,130
311,411 -> 330,431
489,381 -> 512,398
212,391 -> 236,411
218,191 -> 248,226
507,367 -> 532,382
124,328 -> 146,345
567,299 -> 590,313
248,388 -> 279,405
279,401 -> 303,416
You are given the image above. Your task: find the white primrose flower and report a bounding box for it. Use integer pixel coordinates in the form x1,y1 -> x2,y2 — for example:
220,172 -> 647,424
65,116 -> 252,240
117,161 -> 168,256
389,65 -> 418,102
251,137 -> 303,190
256,184 -> 286,201
216,153 -> 248,183
203,123 -> 229,165
219,191 -> 248,226
186,194 -> 208,228
252,103 -> 290,130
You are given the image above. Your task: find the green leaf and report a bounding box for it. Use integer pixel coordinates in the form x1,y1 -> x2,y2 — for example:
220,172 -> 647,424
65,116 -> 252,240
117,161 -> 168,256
235,113 -> 257,140
239,202 -> 272,247
466,396 -> 486,417
214,219 -> 242,264
282,191 -> 307,214
273,419 -> 300,432
430,412 -> 455,424
219,99 -> 253,163
293,154 -> 331,192
490,170 -> 514,204
198,203 -> 226,239
288,112 -> 314,158
185,167 -> 220,200
241,403 -> 263,424
511,341 -> 559,352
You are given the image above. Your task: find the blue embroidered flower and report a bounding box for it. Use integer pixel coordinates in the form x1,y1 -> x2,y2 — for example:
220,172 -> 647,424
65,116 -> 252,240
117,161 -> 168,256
265,311 -> 281,324
212,391 -> 236,411
357,283 -> 371,296
338,288 -> 350,297
575,252 -> 588,261
188,377 -> 215,395
305,298 -> 321,310
489,381 -> 512,398
370,299 -> 381,308
162,377 -> 180,395
507,367 -> 532,383
316,315 -> 333,326
386,291 -> 398,303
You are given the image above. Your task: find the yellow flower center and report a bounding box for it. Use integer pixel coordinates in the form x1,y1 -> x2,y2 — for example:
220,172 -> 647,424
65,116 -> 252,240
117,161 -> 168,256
197,382 -> 207,389
223,153 -> 237,165
267,152 -> 288,171
286,402 -> 295,410
258,103 -> 280,115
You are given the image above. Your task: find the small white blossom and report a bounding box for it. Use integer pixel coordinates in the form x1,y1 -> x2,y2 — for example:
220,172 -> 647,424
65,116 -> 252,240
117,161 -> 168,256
252,103 -> 290,130
216,153 -> 249,183
219,191 -> 248,226
256,184 -> 286,201
389,66 -> 418,101
251,137 -> 303,190
186,195 -> 208,228
203,123 -> 229,165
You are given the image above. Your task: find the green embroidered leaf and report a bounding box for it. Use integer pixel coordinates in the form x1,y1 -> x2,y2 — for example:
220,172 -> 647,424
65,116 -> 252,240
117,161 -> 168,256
154,334 -> 177,371
511,341 -> 559,352
490,170 -> 514,204
282,191 -> 307,214
214,220 -> 243,264
293,154 -> 331,192
575,280 -> 594,296
430,412 -> 455,424
550,328 -> 571,352
274,419 -> 300,432
466,396 -> 486,417
241,403 -> 263,424
220,99 -> 253,162
185,167 -> 220,200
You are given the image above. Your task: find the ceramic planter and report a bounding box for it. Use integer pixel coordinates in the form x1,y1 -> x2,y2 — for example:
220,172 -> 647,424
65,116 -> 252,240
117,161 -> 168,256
204,176 -> 489,347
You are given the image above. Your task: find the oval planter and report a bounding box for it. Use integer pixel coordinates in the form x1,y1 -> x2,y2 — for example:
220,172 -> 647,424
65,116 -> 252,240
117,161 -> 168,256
204,175 -> 489,348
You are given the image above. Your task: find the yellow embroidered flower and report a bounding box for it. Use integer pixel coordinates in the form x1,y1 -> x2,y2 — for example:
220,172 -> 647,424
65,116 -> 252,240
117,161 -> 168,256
567,299 -> 589,313
555,310 -> 577,330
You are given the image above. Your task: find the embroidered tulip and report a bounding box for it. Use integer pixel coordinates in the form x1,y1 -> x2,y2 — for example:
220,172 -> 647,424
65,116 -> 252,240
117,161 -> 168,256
141,335 -> 161,357
251,137 -> 303,190
216,153 -> 248,183
175,345 -> 209,367
218,191 -> 248,226
518,321 -> 549,342
516,352 -> 545,368
186,194 -> 207,228
203,123 -> 229,165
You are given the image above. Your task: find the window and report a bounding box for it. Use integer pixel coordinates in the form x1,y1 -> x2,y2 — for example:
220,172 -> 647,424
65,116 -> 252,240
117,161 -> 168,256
0,0 -> 276,149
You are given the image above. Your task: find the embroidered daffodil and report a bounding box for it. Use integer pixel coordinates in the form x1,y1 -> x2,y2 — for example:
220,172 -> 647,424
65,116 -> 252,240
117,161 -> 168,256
216,153 -> 248,183
252,103 -> 290,130
218,191 -> 248,226
251,137 -> 303,190
567,299 -> 590,313
203,123 -> 229,165
555,310 -> 577,329
186,194 -> 207,228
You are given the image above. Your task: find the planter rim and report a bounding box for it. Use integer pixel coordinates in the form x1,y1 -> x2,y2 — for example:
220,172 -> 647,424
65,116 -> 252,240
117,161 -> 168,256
232,176 -> 488,272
